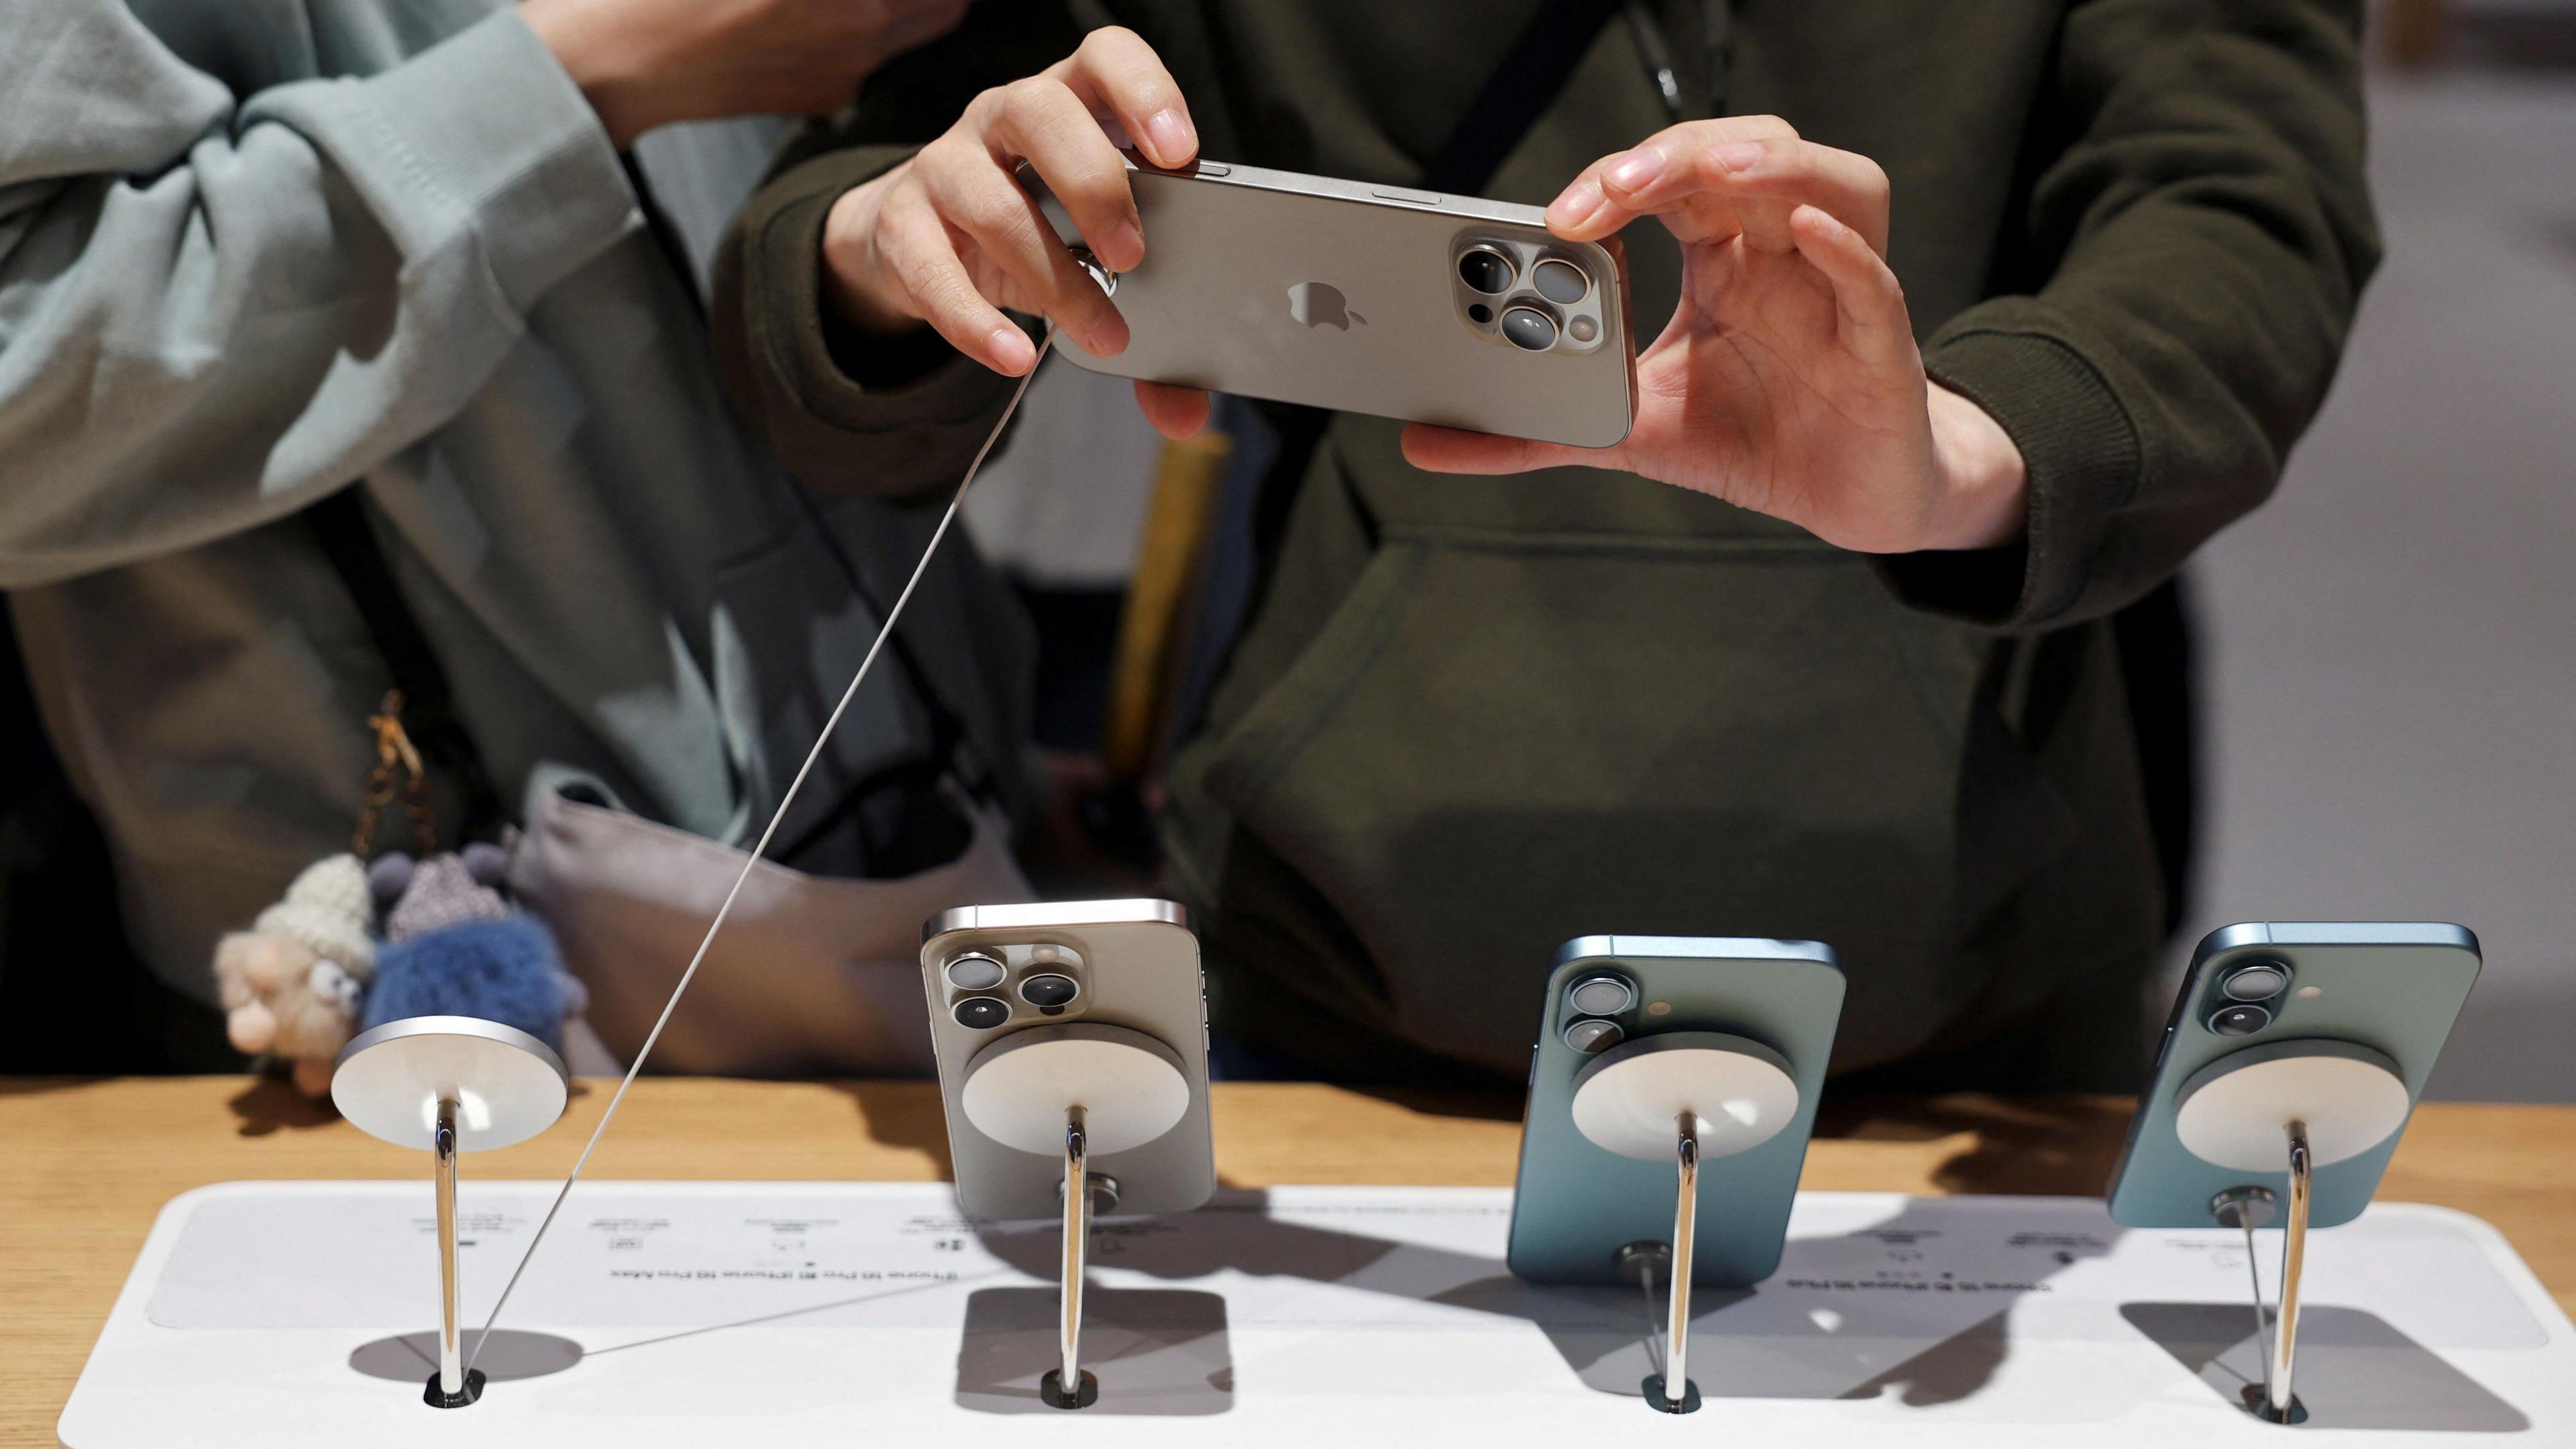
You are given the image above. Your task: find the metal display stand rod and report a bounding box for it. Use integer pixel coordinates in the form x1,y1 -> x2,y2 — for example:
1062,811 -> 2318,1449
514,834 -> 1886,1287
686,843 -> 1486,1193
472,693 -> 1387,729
1664,1114 -> 1700,1408
2215,1123 -> 2316,1425
433,1097 -> 464,1404
1060,1110 -> 1091,1401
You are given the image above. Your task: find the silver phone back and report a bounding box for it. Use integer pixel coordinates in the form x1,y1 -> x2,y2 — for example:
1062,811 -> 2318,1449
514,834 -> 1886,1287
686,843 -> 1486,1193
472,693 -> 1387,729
919,900 -> 1216,1220
1053,161 -> 1635,448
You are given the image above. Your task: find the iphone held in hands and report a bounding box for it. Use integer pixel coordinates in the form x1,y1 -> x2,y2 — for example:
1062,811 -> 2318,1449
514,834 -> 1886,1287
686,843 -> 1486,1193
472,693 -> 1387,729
1038,158 -> 1636,449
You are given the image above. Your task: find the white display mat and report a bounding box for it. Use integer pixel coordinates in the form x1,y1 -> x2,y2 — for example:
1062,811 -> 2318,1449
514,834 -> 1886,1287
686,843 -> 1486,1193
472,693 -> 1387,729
60,1181 -> 2572,1446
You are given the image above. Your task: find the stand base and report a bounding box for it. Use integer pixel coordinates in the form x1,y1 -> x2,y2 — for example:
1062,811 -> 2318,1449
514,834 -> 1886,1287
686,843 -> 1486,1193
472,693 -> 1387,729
1641,1373 -> 1701,1414
422,1368 -> 485,1409
1038,1369 -> 1098,1410
2242,1383 -> 2311,1426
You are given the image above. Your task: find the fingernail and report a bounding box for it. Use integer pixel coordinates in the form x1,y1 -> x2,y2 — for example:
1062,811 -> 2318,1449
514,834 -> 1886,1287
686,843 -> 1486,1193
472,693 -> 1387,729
1717,142 -> 1766,173
1548,181 -> 1606,230
1104,218 -> 1144,270
1604,149 -> 1662,193
1144,107 -> 1194,165
989,325 -> 1031,371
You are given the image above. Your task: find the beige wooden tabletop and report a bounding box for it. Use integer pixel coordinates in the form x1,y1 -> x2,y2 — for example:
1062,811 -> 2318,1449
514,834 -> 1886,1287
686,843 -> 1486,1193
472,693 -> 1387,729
5,1077 -> 2569,1442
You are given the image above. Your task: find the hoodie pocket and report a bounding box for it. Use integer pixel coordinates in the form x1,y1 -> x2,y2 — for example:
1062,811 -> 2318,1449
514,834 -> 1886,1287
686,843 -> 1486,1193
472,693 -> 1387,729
1191,530 -> 2076,1076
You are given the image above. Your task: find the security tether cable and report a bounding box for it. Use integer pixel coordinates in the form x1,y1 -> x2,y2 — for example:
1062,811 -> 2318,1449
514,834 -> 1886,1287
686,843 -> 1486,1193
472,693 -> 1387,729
464,325 -> 1057,1374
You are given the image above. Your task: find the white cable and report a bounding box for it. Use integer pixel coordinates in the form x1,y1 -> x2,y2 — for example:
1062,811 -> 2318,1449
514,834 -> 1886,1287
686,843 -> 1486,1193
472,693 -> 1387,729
466,329 -> 1055,1373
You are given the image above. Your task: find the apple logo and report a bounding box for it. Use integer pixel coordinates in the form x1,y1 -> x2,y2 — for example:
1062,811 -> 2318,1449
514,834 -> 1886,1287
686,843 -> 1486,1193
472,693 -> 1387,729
1287,281 -> 1365,331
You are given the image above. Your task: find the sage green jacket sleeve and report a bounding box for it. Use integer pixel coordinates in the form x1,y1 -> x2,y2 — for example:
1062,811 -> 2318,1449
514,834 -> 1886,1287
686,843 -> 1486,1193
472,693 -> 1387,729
0,4 -> 639,588
710,7 -> 1098,502
1890,0 -> 2381,629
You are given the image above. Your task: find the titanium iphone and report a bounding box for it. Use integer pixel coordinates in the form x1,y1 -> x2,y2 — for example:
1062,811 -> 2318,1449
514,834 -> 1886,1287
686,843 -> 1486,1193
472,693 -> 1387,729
920,900 -> 1216,1220
1507,936 -> 1844,1286
2106,922 -> 2481,1229
1042,158 -> 1635,447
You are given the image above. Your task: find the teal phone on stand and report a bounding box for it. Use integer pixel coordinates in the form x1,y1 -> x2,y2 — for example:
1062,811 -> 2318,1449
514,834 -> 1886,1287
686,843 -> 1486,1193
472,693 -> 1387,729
1506,936 -> 1843,1286
2106,922 -> 2481,1230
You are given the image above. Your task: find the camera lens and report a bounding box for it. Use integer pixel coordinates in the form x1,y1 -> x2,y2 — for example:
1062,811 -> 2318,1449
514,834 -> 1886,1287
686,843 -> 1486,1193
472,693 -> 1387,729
1532,258 -> 1589,304
2221,961 -> 2291,1002
1019,973 -> 1079,1009
1458,247 -> 1516,294
944,952 -> 1006,991
953,996 -> 1010,1030
2208,1003 -> 2272,1037
1501,306 -> 1557,351
1566,973 -> 1635,1017
1563,1018 -> 1624,1054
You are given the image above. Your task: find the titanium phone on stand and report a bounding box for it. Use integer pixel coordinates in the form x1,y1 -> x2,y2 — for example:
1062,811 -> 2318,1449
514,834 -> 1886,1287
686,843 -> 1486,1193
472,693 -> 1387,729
920,900 -> 1216,1220
1507,935 -> 1843,1286
1040,157 -> 1635,447
2107,921 -> 2481,1229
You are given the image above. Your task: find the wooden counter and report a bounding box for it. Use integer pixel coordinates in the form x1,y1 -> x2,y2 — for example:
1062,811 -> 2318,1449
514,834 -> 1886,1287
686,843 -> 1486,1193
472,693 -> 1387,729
5,1077 -> 2567,1440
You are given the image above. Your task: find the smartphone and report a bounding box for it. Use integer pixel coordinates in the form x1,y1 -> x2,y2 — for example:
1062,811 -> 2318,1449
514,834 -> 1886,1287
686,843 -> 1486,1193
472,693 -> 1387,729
1040,158 -> 1634,447
920,900 -> 1216,1220
2106,922 -> 2481,1230
1507,936 -> 1844,1286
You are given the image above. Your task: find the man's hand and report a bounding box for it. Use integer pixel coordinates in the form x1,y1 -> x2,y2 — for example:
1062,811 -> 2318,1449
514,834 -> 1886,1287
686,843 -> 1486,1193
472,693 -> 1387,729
816,28 -> 1212,438
1402,117 -> 2028,555
523,0 -> 971,148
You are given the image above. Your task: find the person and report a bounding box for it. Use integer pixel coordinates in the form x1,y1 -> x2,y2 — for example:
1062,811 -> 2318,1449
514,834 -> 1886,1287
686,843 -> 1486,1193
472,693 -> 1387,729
0,0 -> 1032,1068
714,3 -> 2379,1091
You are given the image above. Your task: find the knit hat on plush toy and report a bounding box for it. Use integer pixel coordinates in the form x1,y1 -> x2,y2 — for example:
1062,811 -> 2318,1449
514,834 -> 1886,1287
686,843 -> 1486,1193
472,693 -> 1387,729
384,853 -> 512,943
253,854 -> 376,975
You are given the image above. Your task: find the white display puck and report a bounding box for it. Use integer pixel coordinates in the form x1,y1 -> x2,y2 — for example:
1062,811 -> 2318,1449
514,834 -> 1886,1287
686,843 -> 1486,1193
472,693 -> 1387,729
959,1023 -> 1190,1157
331,1016 -> 569,1152
1568,1031 -> 1801,1162
2174,1038 -> 2412,1172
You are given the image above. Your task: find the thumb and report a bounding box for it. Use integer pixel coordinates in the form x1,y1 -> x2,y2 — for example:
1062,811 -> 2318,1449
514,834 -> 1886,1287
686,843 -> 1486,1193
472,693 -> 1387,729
1400,422 -> 1594,475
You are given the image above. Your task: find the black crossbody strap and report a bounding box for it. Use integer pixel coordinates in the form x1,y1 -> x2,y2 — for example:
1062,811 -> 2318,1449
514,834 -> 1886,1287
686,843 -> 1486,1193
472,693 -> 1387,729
305,488 -> 510,844
1416,0 -> 1631,196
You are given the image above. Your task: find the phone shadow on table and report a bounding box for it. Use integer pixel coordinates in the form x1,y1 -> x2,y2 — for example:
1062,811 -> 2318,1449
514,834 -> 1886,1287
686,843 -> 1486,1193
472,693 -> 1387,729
955,1286 -> 1232,1415
963,1190 -> 2100,1413
2120,1302 -> 2528,1433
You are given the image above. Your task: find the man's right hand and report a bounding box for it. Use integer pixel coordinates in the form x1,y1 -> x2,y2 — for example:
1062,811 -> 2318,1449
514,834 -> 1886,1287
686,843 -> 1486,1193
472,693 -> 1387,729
523,0 -> 971,147
818,28 -> 1212,439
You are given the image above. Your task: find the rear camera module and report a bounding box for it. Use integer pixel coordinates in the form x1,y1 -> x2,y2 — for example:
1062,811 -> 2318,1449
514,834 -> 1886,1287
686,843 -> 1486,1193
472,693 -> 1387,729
1018,973 -> 1080,1009
953,996 -> 1010,1030
944,952 -> 1006,991
1563,1018 -> 1625,1054
1500,305 -> 1558,352
2208,1002 -> 2272,1037
2220,961 -> 2291,1002
1532,258 -> 1590,304
1458,247 -> 1517,294
1566,973 -> 1636,1017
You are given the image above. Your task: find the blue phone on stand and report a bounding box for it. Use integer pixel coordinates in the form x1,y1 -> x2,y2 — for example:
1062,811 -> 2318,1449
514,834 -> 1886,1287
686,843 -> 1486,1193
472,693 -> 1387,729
2106,922 -> 2480,1229
1506,936 -> 1843,1286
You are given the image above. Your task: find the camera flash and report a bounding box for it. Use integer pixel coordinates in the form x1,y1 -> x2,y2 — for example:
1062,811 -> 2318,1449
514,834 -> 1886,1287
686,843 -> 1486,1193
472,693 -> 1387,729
2296,985 -> 2323,998
1647,1001 -> 1673,1016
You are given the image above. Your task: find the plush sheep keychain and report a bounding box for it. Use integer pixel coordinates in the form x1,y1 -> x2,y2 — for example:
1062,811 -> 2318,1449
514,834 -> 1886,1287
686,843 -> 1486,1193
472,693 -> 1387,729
363,843 -> 585,1049
212,854 -> 377,1095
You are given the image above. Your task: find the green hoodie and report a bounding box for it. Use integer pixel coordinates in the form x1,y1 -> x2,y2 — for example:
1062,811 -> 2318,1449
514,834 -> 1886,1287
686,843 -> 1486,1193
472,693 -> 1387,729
714,0 -> 2379,1087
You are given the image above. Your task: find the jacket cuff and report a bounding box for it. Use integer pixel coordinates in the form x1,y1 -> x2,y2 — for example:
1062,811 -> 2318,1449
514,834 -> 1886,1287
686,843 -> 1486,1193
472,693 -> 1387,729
1881,319 -> 2144,629
315,11 -> 638,315
712,148 -> 1026,498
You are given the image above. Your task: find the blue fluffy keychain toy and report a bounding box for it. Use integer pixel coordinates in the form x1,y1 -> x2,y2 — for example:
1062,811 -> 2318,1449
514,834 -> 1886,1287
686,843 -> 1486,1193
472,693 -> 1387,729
362,843 -> 585,1049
